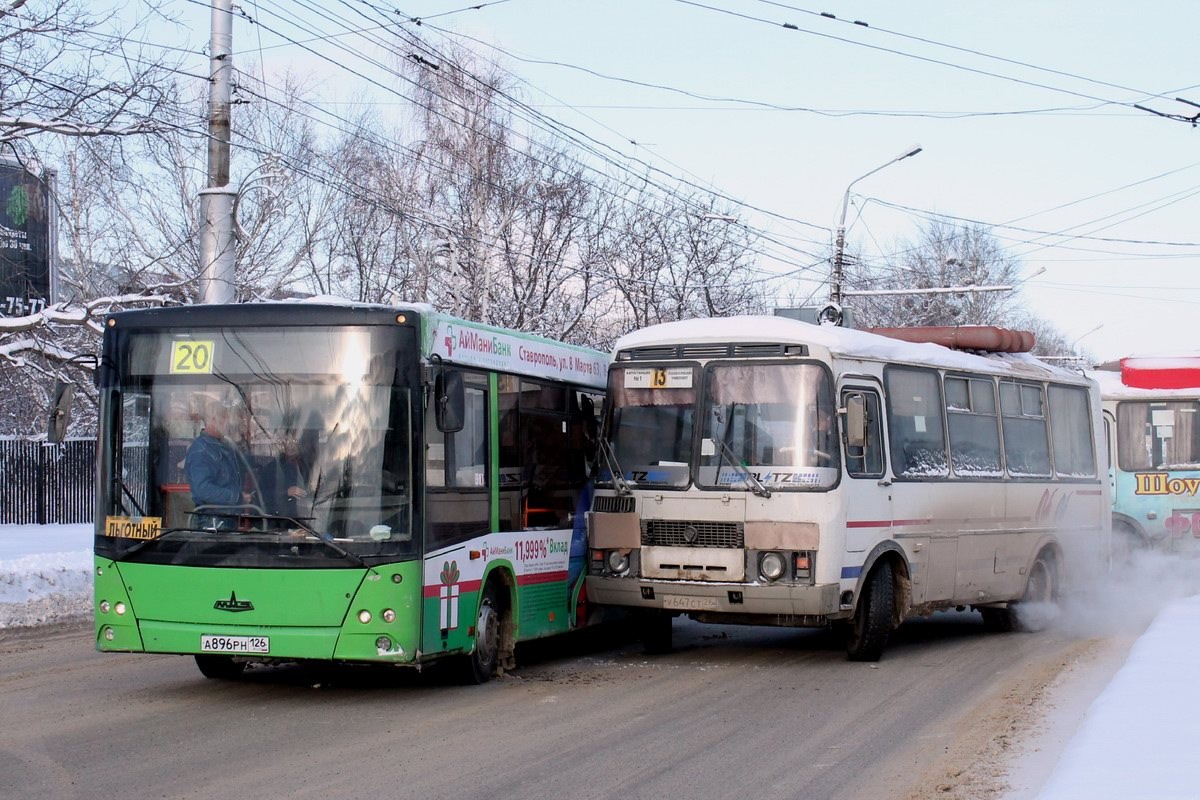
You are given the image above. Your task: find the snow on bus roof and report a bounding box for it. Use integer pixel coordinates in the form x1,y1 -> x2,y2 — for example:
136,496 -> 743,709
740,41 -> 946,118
615,316 -> 1084,380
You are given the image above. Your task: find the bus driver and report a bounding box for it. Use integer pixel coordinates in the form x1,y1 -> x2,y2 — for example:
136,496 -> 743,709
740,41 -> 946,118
185,400 -> 252,527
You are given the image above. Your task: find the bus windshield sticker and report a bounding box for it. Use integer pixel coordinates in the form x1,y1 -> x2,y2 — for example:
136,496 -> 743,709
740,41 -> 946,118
104,515 -> 163,540
624,367 -> 692,389
170,340 -> 215,374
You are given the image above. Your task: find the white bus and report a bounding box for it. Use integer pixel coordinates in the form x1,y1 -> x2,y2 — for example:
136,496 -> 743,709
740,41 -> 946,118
586,316 -> 1109,661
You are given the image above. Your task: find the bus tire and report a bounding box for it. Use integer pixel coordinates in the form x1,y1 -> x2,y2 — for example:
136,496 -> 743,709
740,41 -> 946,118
846,561 -> 894,662
1112,522 -> 1146,566
981,553 -> 1057,633
639,610 -> 673,655
1015,554 -> 1056,632
460,582 -> 502,684
194,654 -> 246,680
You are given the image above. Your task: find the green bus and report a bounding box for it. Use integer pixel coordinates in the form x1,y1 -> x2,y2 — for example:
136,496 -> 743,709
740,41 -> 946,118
86,302 -> 608,681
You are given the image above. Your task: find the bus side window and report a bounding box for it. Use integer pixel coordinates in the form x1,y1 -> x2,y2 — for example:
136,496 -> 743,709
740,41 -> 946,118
842,389 -> 884,478
884,366 -> 949,479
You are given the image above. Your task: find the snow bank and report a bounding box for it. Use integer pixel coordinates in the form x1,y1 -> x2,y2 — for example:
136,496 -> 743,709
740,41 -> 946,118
0,523 -> 93,629
1036,594 -> 1200,800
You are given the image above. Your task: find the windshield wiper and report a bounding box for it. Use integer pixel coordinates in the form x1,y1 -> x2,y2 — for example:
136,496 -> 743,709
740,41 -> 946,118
711,437 -> 772,499
598,436 -> 635,495
113,527 -> 212,560
221,510 -> 374,570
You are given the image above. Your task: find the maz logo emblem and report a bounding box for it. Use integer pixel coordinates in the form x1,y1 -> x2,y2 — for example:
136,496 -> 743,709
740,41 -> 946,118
213,591 -> 254,612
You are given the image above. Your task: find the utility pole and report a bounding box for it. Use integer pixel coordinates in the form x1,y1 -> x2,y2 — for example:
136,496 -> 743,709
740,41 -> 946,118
831,145 -> 922,311
198,0 -> 237,304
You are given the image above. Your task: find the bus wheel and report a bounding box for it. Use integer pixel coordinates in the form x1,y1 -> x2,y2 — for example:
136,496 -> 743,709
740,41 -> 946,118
639,610 -> 673,655
982,554 -> 1057,633
1014,555 -> 1057,632
194,655 -> 246,680
846,561 -> 894,662
460,583 -> 501,685
1112,524 -> 1146,566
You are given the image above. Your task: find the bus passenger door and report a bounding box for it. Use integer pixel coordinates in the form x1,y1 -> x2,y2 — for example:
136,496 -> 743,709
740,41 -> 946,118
840,384 -> 893,559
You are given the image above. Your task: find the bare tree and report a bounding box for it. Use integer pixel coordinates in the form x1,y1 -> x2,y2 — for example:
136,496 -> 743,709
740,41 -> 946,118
601,185 -> 766,335
848,219 -> 1022,328
0,0 -> 185,154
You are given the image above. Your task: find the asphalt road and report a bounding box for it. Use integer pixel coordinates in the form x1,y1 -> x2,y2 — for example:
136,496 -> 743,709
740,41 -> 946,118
0,613 -> 1090,800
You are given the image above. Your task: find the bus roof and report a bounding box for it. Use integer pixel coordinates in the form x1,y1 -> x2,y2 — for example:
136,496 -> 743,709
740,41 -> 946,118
614,315 -> 1088,383
105,300 -> 610,390
1088,368 -> 1200,401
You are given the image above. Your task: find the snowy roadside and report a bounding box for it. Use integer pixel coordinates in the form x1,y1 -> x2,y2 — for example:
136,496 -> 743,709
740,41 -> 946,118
0,523 -> 93,629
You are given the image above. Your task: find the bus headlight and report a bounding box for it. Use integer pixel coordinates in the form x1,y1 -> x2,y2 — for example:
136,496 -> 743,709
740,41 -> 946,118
115,602 -> 127,615
606,550 -> 630,575
103,627 -> 115,641
759,551 -> 786,582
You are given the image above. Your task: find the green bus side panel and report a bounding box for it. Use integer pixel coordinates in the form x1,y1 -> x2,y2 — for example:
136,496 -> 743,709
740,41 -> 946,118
97,561 -> 423,663
420,582 -> 481,658
517,580 -> 571,639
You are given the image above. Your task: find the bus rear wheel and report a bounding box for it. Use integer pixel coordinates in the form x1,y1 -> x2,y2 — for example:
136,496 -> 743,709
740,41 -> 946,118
194,654 -> 246,680
846,561 -> 894,662
981,554 -> 1057,633
460,583 -> 501,685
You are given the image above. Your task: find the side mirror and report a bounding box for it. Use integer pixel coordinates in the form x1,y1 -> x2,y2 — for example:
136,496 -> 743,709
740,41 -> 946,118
47,381 -> 75,443
435,370 -> 465,433
844,394 -> 867,449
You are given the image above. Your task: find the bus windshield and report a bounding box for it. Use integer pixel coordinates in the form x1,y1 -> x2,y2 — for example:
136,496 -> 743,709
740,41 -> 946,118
698,362 -> 838,490
603,365 -> 698,488
98,325 -> 416,567
601,361 -> 839,491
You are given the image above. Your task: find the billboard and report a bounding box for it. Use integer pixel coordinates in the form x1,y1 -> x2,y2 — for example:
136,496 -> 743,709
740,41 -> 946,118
0,160 -> 56,317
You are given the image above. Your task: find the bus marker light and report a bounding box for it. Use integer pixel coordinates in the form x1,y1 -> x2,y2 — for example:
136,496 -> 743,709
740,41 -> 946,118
795,554 -> 811,571
358,610 -> 372,624
115,602 -> 127,615
382,609 -> 396,623
103,627 -> 115,641
392,574 -> 403,583
99,600 -> 111,614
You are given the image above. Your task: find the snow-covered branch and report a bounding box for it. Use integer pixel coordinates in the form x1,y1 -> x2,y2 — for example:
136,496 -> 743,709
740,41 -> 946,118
0,116 -> 177,141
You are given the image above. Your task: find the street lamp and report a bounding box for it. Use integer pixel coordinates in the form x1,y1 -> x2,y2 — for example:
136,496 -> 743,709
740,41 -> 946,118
830,144 -> 923,312
1069,323 -> 1103,353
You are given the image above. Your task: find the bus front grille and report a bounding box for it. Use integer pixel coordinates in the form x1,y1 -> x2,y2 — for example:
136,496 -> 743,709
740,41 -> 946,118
593,495 -> 635,514
641,520 -> 744,548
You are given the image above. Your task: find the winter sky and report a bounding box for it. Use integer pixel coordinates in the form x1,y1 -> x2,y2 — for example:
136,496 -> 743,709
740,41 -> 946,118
138,0 -> 1199,359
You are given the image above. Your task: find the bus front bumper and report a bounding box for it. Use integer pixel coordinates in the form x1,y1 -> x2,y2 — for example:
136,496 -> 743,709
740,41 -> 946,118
587,576 -> 842,618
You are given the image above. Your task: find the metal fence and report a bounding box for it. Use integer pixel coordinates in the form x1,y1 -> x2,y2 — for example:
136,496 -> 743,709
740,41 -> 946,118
0,438 -> 96,525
